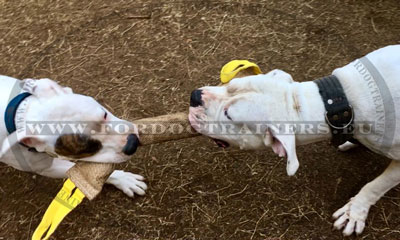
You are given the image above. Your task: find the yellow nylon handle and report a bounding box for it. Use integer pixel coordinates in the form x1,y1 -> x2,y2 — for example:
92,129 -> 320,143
32,179 -> 85,240
220,60 -> 262,84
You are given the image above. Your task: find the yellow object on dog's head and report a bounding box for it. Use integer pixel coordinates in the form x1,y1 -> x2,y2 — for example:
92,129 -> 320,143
220,60 -> 262,84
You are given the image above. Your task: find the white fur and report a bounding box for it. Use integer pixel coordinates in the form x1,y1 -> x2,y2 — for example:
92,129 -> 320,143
0,76 -> 146,198
189,45 -> 400,235
338,141 -> 358,152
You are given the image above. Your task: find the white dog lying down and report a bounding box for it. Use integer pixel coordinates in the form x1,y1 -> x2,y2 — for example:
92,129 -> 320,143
189,45 -> 400,236
0,76 -> 147,198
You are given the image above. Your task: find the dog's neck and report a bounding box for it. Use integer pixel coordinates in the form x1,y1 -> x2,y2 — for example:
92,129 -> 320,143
290,81 -> 332,145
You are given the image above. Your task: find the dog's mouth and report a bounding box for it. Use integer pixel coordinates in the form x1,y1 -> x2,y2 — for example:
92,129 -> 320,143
271,137 -> 286,157
189,110 -> 230,148
267,130 -> 287,158
212,138 -> 230,148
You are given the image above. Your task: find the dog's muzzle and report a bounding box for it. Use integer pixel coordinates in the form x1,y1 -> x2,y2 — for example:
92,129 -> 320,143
122,134 -> 139,156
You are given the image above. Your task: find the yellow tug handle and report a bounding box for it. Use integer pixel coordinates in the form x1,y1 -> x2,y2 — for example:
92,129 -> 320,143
32,179 -> 85,240
220,60 -> 262,84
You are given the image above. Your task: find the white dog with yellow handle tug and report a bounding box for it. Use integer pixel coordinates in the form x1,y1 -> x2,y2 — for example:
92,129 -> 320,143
189,45 -> 400,236
0,77 -> 147,197
0,76 -> 148,239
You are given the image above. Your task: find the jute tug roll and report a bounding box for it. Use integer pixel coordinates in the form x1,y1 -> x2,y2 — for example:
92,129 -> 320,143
67,112 -> 199,200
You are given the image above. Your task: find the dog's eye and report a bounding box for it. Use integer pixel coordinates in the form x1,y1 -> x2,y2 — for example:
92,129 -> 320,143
224,109 -> 232,121
104,112 -> 108,120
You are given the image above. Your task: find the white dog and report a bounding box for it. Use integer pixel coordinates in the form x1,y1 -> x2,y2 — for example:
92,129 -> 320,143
0,76 -> 147,198
189,45 -> 400,235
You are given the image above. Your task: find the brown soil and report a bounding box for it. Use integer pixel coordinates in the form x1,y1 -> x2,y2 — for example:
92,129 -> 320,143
1,0 -> 400,239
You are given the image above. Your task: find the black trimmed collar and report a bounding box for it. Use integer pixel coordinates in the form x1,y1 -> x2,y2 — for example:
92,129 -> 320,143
4,92 -> 32,135
314,75 -> 356,146
4,92 -> 38,152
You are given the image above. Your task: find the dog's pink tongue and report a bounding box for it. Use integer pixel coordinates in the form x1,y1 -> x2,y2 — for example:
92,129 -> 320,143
272,140 -> 286,157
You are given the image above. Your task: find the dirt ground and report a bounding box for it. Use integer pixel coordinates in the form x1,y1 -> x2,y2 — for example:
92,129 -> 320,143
1,0 -> 400,239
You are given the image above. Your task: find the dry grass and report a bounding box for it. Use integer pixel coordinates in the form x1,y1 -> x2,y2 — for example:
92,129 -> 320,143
0,0 -> 400,239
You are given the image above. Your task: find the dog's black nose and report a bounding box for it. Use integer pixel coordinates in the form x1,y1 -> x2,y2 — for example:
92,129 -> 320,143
190,89 -> 203,107
123,134 -> 139,156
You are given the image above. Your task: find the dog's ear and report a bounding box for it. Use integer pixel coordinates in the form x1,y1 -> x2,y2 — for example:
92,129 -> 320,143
62,87 -> 73,94
55,134 -> 102,159
268,69 -> 294,83
22,78 -> 73,98
266,128 -> 299,176
274,134 -> 299,176
0,132 -> 45,157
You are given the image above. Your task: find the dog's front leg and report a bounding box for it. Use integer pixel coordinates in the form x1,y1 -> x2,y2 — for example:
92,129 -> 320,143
106,170 -> 147,197
333,160 -> 400,236
36,158 -> 147,198
36,158 -> 74,178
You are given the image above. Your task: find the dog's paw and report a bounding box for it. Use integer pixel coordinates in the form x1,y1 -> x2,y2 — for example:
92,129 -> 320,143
332,198 -> 369,236
108,170 -> 148,198
338,141 -> 358,152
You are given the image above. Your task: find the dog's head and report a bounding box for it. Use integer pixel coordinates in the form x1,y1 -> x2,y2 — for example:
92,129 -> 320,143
189,69 -> 301,175
1,78 -> 139,163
